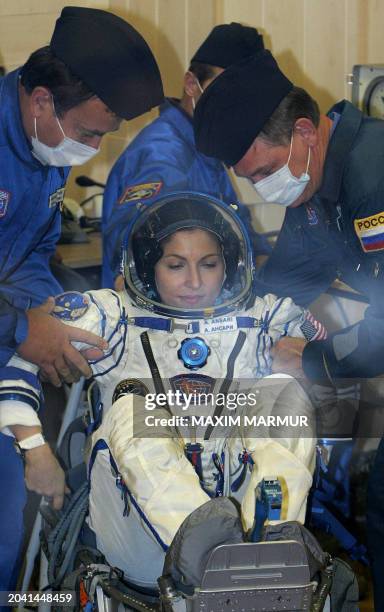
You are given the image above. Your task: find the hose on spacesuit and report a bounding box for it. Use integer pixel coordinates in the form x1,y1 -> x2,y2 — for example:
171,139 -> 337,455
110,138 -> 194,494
45,481 -> 89,588
97,578 -> 159,611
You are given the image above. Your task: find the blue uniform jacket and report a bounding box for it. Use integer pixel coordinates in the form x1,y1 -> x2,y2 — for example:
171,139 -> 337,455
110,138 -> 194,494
102,98 -> 270,288
0,69 -> 70,366
257,100 -> 384,379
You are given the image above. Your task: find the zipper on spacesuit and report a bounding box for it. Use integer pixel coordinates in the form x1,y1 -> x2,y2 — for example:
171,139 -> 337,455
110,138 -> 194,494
231,450 -> 254,493
115,474 -> 130,517
212,451 -> 225,496
204,331 -> 246,441
109,458 -> 130,517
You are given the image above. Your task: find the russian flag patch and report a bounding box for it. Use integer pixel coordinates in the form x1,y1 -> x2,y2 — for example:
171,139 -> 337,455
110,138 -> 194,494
354,212 -> 384,253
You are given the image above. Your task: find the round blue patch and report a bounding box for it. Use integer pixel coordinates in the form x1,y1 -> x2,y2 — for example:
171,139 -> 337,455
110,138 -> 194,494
178,337 -> 210,370
53,292 -> 90,321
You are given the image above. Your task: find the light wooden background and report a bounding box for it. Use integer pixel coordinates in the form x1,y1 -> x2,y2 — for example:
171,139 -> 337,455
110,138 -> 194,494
2,0 -> 384,231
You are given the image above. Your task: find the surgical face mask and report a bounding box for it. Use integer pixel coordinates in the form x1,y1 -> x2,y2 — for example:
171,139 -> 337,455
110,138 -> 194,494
253,134 -> 311,207
31,105 -> 100,167
191,78 -> 204,111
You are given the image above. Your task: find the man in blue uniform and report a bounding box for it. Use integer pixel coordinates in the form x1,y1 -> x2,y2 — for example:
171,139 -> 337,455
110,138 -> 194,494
0,6 -> 163,594
102,22 -> 270,289
194,49 -> 384,610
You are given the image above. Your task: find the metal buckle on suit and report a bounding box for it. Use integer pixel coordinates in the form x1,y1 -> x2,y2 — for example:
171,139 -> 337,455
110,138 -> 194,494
168,319 -> 196,334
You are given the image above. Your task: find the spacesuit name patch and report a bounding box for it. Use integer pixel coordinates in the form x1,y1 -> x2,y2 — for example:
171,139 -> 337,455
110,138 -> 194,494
354,212 -> 384,252
119,182 -> 162,204
203,316 -> 236,333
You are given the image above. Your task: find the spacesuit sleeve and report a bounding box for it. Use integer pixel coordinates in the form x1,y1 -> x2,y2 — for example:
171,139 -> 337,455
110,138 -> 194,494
0,355 -> 42,432
51,289 -> 125,378
98,394 -> 211,547
241,375 -> 316,528
261,293 -> 327,342
0,290 -> 123,432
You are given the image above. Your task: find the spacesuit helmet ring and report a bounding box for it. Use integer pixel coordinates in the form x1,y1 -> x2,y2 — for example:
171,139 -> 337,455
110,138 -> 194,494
122,191 -> 254,318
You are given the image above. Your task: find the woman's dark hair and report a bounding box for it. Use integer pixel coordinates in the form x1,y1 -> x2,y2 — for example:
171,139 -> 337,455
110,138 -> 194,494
20,46 -> 95,116
131,197 -> 240,294
188,61 -> 217,86
260,86 -> 320,146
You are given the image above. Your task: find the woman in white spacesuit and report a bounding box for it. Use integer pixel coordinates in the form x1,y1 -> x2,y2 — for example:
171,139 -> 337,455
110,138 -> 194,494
0,192 -> 320,589
81,192 -> 320,588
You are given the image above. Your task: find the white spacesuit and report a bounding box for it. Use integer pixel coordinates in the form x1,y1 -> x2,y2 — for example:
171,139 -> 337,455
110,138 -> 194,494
0,192 -> 323,589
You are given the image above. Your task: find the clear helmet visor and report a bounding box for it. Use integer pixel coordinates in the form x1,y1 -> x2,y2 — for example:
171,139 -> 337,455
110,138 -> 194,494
122,192 -> 254,319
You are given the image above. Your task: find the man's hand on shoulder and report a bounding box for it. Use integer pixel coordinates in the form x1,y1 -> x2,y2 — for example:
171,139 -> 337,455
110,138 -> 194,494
18,297 -> 108,386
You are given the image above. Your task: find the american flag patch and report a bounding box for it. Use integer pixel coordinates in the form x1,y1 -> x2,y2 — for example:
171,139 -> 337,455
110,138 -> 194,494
300,312 -> 327,341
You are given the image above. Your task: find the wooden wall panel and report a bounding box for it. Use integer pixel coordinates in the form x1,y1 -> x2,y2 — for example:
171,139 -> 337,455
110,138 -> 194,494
0,0 -> 108,16
361,0 -> 384,62
0,14 -> 57,70
218,0 -> 263,28
157,0 -> 187,97
304,0 -> 346,111
264,0 -> 304,78
347,0 -> 369,73
0,0 -> 109,71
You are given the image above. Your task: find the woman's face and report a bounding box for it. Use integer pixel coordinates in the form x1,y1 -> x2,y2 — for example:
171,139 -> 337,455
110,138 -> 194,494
154,228 -> 225,309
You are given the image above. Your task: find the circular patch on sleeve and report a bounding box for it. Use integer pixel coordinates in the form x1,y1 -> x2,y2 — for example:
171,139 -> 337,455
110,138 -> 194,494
112,378 -> 150,403
53,292 -> 90,320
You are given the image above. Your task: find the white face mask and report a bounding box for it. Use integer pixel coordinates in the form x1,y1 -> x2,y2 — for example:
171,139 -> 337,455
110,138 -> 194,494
253,134 -> 311,207
31,106 -> 100,167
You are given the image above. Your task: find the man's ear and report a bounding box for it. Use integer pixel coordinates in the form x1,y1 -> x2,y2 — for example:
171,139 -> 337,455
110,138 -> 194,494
293,117 -> 318,146
183,71 -> 199,98
29,86 -> 52,118
293,117 -> 318,147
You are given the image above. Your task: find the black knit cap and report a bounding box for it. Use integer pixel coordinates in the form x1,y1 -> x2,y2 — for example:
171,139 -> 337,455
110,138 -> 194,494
50,6 -> 164,120
191,22 -> 264,68
194,50 -> 293,166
